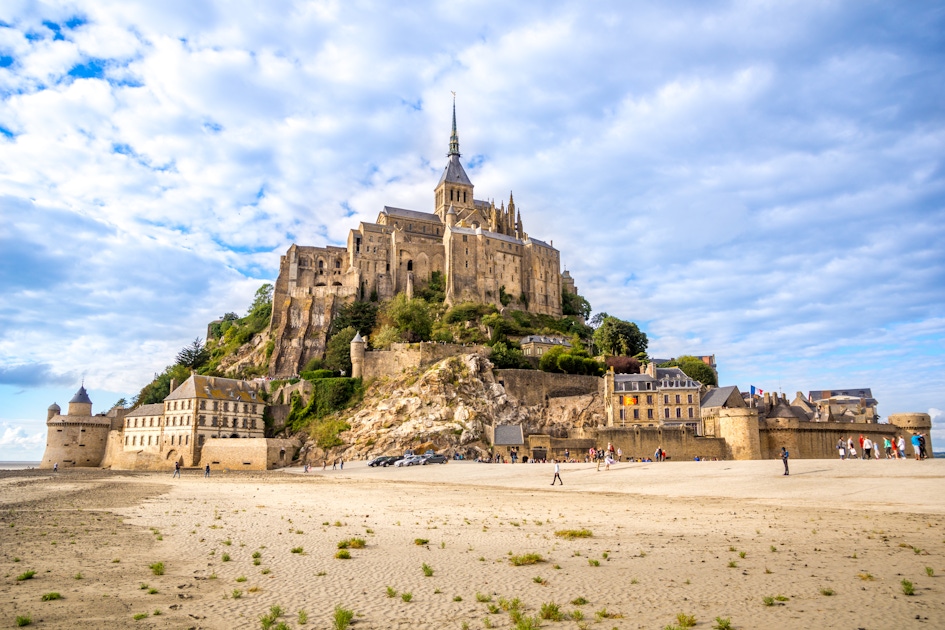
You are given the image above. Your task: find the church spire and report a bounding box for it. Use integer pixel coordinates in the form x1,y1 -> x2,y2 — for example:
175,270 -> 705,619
448,91 -> 460,157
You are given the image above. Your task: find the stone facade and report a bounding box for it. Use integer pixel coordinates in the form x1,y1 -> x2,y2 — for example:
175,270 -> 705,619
268,102 -> 581,377
43,376 -> 294,471
603,365 -> 702,429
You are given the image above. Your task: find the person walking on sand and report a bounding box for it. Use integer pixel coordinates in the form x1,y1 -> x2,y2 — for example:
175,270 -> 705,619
897,435 -> 906,460
551,460 -> 563,485
53,462 -> 58,472
173,461 -> 181,478
837,439 -> 845,460
883,436 -> 892,459
847,437 -> 857,460
204,464 -> 210,478
863,436 -> 873,460
911,433 -> 921,460
781,447 -> 789,475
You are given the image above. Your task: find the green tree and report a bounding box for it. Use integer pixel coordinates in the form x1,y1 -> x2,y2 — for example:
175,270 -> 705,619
134,364 -> 191,407
248,283 -> 273,315
488,342 -> 532,369
382,293 -> 433,342
176,337 -> 210,370
330,301 -> 379,337
538,346 -> 568,372
592,316 -> 648,357
562,292 -> 591,319
324,326 -> 358,375
659,355 -> 717,387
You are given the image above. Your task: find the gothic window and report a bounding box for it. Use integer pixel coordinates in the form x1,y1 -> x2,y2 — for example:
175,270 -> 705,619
318,260 -> 324,269
335,259 -> 341,268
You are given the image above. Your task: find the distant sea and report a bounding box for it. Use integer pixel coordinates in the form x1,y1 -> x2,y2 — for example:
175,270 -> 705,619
0,461 -> 42,470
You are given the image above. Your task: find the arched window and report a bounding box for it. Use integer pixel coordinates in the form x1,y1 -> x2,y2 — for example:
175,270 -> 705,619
407,260 -> 413,271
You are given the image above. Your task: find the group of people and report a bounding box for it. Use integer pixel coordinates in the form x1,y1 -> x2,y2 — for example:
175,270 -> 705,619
837,434 -> 928,460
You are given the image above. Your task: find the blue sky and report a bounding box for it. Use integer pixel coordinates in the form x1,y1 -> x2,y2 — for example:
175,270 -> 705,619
1,1 -> 943,460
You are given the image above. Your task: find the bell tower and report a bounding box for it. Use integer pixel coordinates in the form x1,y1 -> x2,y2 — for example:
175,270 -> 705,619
434,94 -> 474,222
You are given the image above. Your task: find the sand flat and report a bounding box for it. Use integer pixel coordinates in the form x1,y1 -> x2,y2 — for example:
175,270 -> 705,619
1,459 -> 943,629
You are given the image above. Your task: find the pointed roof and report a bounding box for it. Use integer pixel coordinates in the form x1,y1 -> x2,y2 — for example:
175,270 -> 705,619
69,385 -> 92,404
352,331 -> 364,343
437,97 -> 473,187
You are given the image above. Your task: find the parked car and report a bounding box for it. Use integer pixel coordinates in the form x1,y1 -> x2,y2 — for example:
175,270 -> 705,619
395,455 -> 424,467
420,454 -> 447,465
369,456 -> 398,467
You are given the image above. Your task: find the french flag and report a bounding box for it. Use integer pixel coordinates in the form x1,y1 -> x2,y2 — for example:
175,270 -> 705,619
750,385 -> 764,397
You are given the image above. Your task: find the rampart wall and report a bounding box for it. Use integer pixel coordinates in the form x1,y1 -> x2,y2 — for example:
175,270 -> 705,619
496,369 -> 602,407
199,437 -> 301,471
362,342 -> 489,381
40,418 -> 111,468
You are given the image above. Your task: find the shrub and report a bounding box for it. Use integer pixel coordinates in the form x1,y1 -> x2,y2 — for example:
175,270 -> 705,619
554,529 -> 592,539
335,549 -> 351,559
509,553 -> 544,566
540,602 -> 563,620
401,592 -> 413,602
902,579 -> 915,596
291,547 -> 304,554
386,586 -> 397,598
713,617 -> 732,630
41,592 -> 62,601
332,605 -> 354,630
15,615 -> 32,627
422,563 -> 433,577
414,538 -> 429,546
820,588 -> 835,596
570,597 -> 588,606
675,613 -> 696,628
149,562 -> 165,576
16,570 -> 36,581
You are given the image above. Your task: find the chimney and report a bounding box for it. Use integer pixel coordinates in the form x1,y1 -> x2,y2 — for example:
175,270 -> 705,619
169,378 -> 177,393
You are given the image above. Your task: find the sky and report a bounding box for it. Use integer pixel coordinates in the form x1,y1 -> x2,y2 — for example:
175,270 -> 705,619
1,0 -> 943,460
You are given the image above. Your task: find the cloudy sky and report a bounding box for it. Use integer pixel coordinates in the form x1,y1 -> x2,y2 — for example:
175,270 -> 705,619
2,1 -> 943,460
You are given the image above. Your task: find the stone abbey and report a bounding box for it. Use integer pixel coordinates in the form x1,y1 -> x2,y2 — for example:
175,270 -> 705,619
268,101 -> 578,377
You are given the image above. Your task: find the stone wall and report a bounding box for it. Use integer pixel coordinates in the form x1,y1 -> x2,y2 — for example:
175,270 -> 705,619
759,417 -> 932,460
362,342 -> 489,381
594,426 -> 727,461
40,418 -> 111,468
495,369 -> 602,407
199,437 -> 301,471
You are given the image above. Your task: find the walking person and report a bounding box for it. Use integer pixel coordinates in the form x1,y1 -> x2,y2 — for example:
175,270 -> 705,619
847,437 -> 857,460
53,462 -> 58,472
551,460 -> 563,485
173,461 -> 181,478
911,433 -> 921,460
883,437 -> 892,459
837,438 -> 845,460
780,447 -> 789,476
897,435 -> 907,460
863,437 -> 873,460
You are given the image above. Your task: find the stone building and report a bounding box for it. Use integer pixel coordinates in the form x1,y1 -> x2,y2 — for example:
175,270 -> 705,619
268,100 -> 581,377
121,374 -> 266,467
807,387 -> 879,422
519,335 -> 571,358
603,365 -> 702,429
40,385 -> 119,469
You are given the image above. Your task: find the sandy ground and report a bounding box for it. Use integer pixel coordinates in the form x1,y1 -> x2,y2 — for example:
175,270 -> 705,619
1,458 -> 943,630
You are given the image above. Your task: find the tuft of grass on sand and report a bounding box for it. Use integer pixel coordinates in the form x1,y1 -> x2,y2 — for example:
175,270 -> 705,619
414,538 -> 429,546
16,570 -> 36,581
555,529 -> 592,540
901,579 -> 915,596
509,553 -> 544,566
539,602 -> 564,621
41,592 -> 62,601
132,612 -> 148,620
713,617 -> 732,630
15,615 -> 32,627
149,562 -> 164,576
386,586 -> 397,598
476,592 -> 492,602
291,547 -> 304,554
335,549 -> 351,559
401,592 -> 413,602
588,559 -> 600,567
820,588 -> 835,596
422,563 -> 434,577
926,567 -> 935,577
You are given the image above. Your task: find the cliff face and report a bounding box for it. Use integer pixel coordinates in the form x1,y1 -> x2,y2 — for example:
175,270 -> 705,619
297,353 -> 605,463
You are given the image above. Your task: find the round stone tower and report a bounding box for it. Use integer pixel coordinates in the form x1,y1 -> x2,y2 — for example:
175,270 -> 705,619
718,407 -> 762,460
889,413 -> 933,458
41,385 -> 111,469
350,331 -> 366,379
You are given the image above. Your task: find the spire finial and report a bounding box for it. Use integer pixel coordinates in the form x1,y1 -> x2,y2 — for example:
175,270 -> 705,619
448,91 -> 460,157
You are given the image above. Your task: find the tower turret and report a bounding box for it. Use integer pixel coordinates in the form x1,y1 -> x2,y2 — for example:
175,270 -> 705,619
68,385 -> 92,417
350,331 -> 366,379
47,402 -> 61,422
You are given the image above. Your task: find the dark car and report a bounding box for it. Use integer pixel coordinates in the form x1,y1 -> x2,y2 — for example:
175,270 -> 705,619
420,454 -> 448,465
368,456 -> 397,467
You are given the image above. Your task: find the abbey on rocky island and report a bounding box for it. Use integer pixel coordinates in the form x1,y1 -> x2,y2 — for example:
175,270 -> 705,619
268,100 -> 579,377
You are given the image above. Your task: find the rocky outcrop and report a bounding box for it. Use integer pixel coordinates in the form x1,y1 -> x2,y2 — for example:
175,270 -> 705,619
296,353 -> 605,463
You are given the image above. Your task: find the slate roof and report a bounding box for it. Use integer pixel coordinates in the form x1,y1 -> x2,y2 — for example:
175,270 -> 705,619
437,155 -> 473,187
69,385 -> 92,404
165,375 -> 262,403
381,206 -> 441,223
125,403 -> 165,418
808,388 -> 877,407
701,385 -> 741,409
494,424 -> 524,446
520,335 -> 570,347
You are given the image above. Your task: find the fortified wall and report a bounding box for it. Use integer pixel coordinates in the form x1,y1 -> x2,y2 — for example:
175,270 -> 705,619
356,341 -> 490,381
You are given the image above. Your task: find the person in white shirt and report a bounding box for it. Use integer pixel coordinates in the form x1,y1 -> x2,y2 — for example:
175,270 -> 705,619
551,460 -> 563,485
